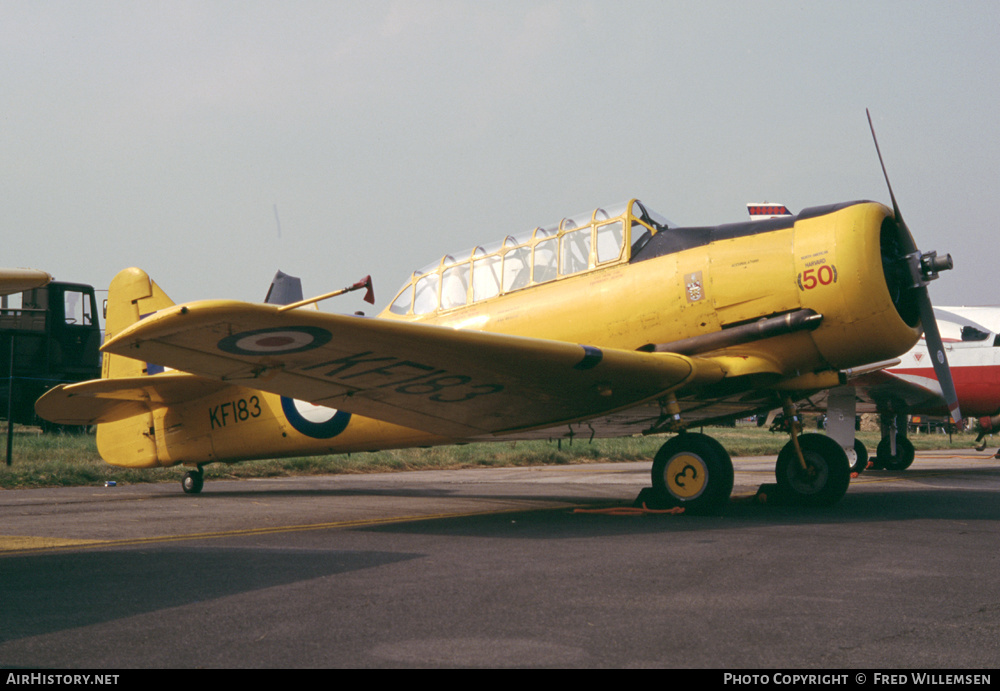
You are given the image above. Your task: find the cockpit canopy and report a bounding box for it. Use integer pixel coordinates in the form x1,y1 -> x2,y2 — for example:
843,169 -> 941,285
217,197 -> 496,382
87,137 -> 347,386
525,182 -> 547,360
388,199 -> 673,316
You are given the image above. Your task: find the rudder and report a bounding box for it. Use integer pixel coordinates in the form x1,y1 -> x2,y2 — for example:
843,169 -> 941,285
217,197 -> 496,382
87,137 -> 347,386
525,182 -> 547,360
103,267 -> 176,379
95,268 -> 177,467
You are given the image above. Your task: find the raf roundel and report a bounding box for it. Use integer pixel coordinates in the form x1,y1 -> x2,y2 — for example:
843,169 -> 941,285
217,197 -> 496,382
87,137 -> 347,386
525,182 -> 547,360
217,326 -> 332,356
280,397 -> 352,439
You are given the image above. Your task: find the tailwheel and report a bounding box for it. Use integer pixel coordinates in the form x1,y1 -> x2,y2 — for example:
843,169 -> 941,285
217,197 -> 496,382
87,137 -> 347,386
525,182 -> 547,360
876,434 -> 915,470
775,433 -> 851,506
181,468 -> 204,494
650,433 -> 734,513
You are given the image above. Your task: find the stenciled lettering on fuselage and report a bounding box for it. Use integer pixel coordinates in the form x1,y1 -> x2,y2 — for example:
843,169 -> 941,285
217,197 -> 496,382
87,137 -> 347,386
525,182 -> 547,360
796,254 -> 838,291
209,395 -> 262,430
206,393 -> 352,439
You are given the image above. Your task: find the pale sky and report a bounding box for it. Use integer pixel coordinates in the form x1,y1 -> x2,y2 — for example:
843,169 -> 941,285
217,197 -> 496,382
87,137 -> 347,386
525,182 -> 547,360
3,1 -> 998,314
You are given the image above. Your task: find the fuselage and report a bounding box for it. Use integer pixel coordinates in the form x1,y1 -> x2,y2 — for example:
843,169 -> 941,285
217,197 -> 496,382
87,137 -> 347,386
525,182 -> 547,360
96,199 -> 924,468
381,199 -> 919,376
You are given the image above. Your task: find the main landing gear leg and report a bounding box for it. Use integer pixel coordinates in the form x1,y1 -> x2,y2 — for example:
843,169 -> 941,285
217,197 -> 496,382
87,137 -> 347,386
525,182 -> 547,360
825,386 -> 867,474
775,397 -> 851,506
181,466 -> 205,494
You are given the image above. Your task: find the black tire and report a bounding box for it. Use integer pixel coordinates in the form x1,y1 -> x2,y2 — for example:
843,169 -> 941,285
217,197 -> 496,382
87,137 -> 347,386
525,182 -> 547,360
876,435 -> 915,470
851,438 -> 869,474
650,433 -> 734,512
181,470 -> 204,494
775,433 -> 851,506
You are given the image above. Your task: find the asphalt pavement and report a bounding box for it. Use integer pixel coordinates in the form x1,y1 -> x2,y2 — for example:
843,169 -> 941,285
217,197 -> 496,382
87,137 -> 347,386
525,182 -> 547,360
2,450 -> 998,668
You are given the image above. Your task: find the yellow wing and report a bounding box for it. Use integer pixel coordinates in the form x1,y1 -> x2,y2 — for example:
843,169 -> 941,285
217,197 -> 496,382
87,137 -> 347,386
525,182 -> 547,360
101,300 -> 723,438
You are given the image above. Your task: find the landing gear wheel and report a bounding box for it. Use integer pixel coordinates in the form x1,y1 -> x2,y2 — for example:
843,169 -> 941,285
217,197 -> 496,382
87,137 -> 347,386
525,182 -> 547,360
181,469 -> 204,494
876,435 -> 915,470
851,439 -> 869,474
650,433 -> 734,512
775,433 -> 851,506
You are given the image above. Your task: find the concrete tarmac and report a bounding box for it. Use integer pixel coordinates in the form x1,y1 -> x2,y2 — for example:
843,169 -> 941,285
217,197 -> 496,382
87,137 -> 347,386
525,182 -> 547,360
2,449 -> 999,668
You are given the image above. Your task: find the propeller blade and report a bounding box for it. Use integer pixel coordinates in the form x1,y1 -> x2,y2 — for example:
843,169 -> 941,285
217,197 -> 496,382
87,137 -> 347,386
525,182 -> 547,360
867,109 -> 917,255
918,289 -> 962,424
867,109 -> 962,424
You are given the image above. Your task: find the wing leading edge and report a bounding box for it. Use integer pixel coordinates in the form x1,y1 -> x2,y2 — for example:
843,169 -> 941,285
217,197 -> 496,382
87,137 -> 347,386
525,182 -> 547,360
100,300 -> 725,438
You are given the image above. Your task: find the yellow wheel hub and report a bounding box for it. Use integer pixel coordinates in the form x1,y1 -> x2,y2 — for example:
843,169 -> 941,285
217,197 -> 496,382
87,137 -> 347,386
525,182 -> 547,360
665,453 -> 708,499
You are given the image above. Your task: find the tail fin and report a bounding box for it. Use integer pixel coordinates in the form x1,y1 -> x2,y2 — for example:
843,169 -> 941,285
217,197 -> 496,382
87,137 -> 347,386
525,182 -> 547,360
103,267 -> 176,379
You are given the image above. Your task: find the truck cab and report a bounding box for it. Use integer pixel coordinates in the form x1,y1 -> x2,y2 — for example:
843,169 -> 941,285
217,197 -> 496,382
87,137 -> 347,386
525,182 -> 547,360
0,281 -> 101,427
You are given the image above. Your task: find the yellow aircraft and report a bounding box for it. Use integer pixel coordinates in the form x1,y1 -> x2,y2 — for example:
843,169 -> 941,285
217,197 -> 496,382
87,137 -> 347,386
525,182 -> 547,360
35,122 -> 959,510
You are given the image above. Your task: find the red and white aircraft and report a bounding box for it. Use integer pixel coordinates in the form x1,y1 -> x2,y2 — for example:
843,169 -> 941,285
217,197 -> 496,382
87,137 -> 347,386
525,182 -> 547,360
846,308 -> 1000,469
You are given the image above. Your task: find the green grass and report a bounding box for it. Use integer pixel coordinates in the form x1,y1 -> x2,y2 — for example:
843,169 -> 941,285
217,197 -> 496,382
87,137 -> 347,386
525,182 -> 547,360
0,421 -> 983,490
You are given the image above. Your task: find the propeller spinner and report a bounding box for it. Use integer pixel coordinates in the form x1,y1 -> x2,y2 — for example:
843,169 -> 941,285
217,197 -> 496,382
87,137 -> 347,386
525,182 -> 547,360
867,109 -> 961,424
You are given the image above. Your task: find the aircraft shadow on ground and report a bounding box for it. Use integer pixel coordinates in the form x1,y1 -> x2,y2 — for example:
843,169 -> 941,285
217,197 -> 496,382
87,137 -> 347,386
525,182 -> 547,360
353,487 -> 1000,540
0,547 -> 419,643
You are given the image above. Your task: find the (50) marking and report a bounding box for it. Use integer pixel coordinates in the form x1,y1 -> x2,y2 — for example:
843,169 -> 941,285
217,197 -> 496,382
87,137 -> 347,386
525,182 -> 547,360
797,264 -> 837,291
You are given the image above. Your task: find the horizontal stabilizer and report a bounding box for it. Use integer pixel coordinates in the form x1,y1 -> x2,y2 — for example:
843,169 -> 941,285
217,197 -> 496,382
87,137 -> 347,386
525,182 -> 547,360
35,372 -> 229,425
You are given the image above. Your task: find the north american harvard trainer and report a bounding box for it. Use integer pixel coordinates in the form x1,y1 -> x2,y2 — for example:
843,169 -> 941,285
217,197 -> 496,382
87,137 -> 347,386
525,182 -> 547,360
36,119 -> 958,510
